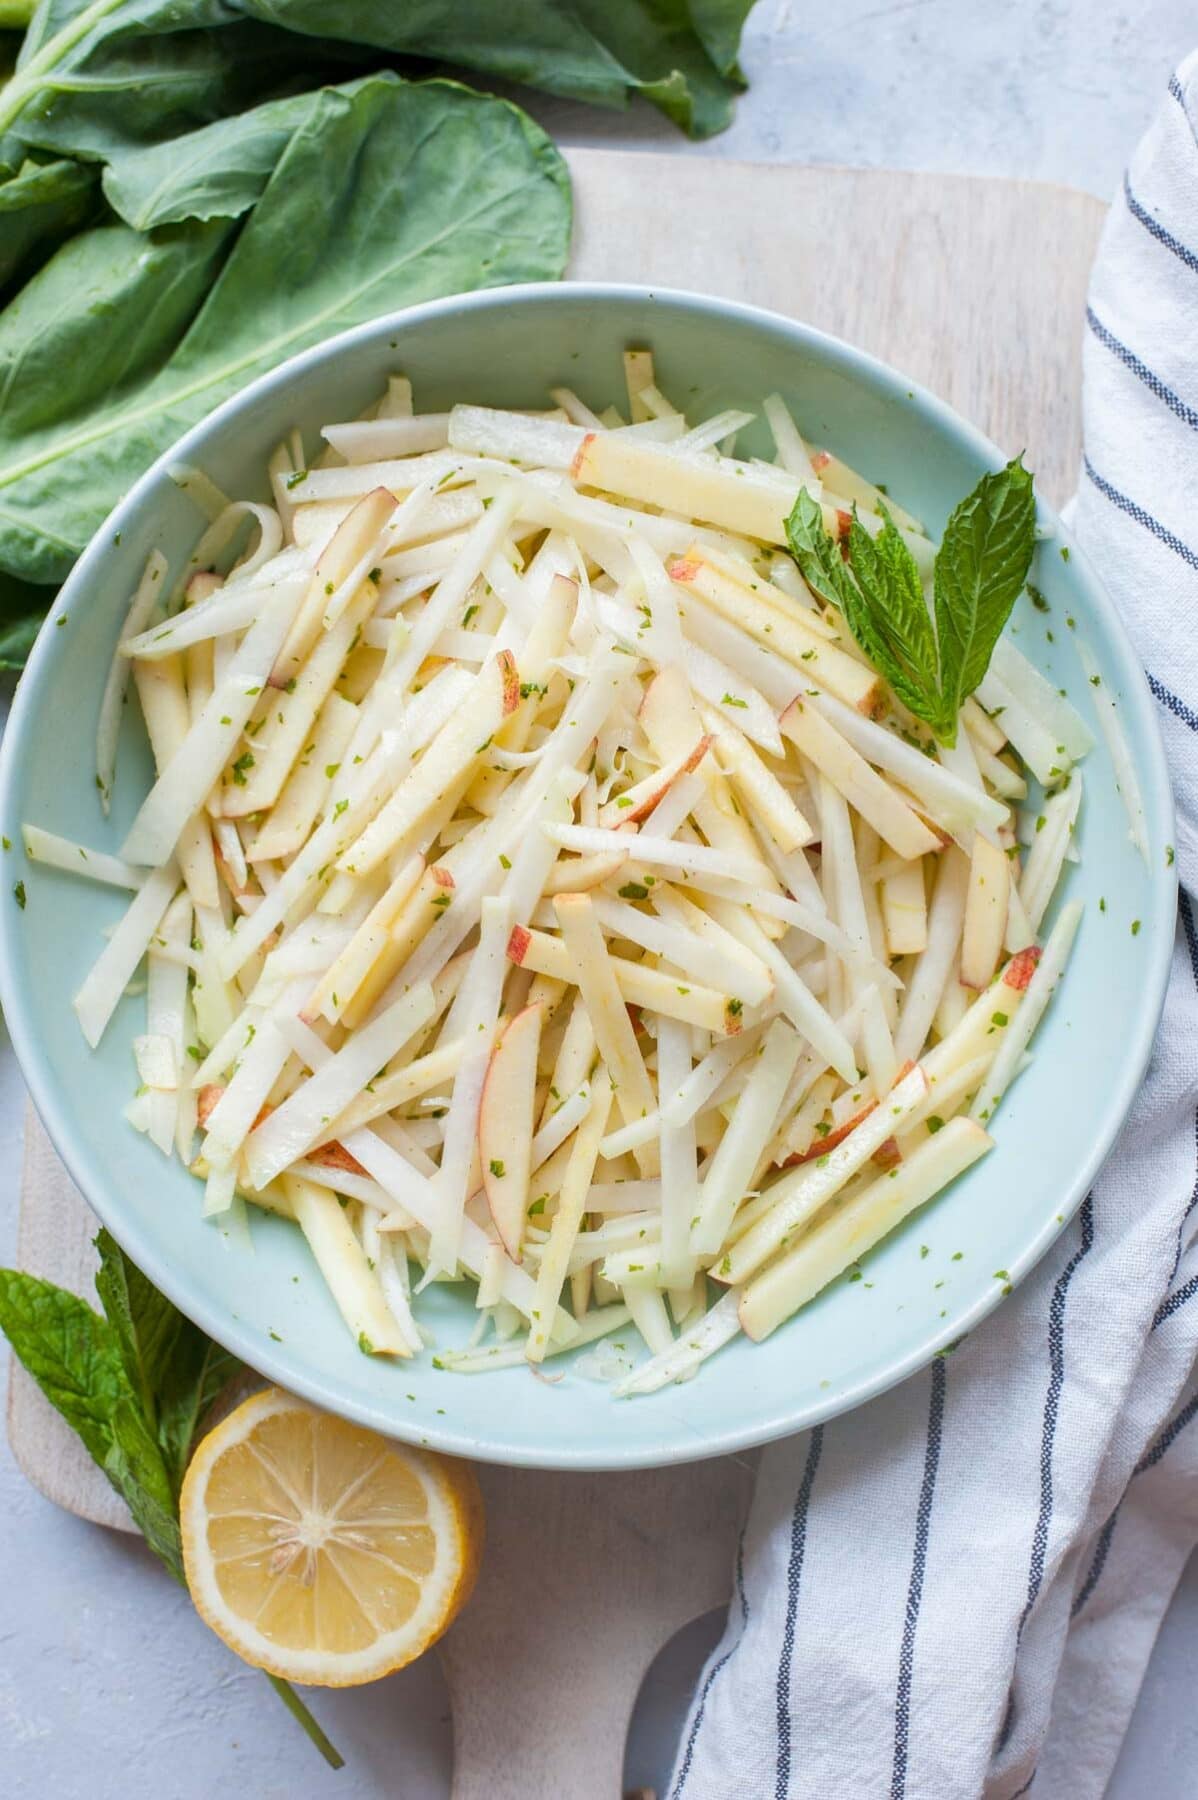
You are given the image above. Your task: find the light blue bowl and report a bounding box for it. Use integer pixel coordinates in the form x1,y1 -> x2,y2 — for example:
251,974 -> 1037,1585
0,285 -> 1175,1469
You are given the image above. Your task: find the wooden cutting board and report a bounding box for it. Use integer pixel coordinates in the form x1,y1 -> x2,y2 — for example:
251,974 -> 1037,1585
6,147 -> 1105,1797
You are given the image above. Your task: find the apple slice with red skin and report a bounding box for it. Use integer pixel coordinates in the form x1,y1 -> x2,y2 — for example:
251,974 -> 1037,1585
479,1001 -> 544,1262
196,1087 -> 369,1177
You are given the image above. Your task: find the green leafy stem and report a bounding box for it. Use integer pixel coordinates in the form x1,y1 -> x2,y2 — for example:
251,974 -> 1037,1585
785,457 -> 1037,745
0,1234 -> 344,1770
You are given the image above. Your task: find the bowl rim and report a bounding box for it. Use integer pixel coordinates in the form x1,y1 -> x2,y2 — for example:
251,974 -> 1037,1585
0,280 -> 1177,1469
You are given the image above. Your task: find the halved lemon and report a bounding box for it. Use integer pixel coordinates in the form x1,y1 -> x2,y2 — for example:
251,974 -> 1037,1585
180,1387 -> 484,1686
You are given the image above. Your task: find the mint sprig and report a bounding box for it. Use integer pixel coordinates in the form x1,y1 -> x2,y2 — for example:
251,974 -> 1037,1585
933,458 -> 1038,713
786,457 -> 1037,744
0,1234 -> 342,1770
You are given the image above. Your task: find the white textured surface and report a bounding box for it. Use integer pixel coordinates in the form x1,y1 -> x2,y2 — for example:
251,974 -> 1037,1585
5,6 -> 1198,1793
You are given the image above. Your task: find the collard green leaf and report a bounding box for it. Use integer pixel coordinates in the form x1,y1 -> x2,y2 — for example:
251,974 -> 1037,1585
934,455 -> 1036,717
569,0 -> 752,137
685,0 -> 756,78
0,566 -> 49,664
0,156 -> 95,291
0,612 -> 43,664
0,1268 -> 126,1465
0,216 -> 231,440
103,83 -> 324,228
0,2 -> 756,647
0,216 -> 232,580
0,74 -> 571,586
2,0 -> 755,159
2,3 -> 322,160
248,0 -> 757,136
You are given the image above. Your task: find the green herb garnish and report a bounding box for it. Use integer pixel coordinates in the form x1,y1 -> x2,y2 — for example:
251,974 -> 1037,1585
0,1235 -> 341,1767
785,458 -> 1037,744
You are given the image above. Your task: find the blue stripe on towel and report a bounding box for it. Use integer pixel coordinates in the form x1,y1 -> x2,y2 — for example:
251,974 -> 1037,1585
1086,306 -> 1198,430
1137,1387 -> 1198,1470
672,1529 -> 751,1796
775,1427 -> 824,1798
1072,1506 -> 1123,1618
999,1200 -> 1097,1743
1147,674 -> 1198,735
1019,1197 -> 1097,1631
1077,895 -> 1198,1612
1082,457 -> 1198,571
1123,174 -> 1198,275
1169,896 -> 1198,1277
890,1359 -> 948,1800
1153,1272 -> 1198,1328
1074,1387 -> 1198,1618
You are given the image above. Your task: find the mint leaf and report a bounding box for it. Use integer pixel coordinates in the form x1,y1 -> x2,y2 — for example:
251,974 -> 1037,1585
94,1229 -> 240,1493
0,1263 -> 181,1559
785,460 -> 1037,745
788,491 -> 943,735
846,507 -> 945,733
2,1239 -> 334,1769
0,1269 -> 126,1467
155,1335 -> 242,1498
94,1230 -> 181,1434
105,1396 -> 185,1581
934,456 -> 1036,723
785,488 -> 858,614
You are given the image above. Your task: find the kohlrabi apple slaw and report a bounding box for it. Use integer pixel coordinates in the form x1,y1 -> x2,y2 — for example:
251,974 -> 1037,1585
25,347 -> 1139,1394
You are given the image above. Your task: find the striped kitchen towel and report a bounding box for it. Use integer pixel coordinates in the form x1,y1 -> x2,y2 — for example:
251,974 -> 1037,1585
672,55 -> 1198,1800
